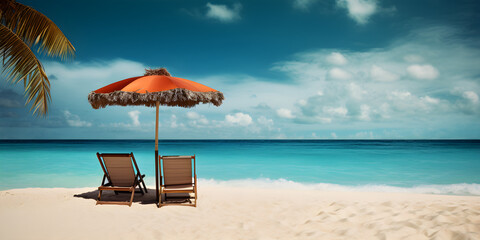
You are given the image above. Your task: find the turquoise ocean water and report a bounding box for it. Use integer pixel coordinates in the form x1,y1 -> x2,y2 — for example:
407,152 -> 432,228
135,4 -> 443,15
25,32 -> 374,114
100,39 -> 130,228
1,140 -> 479,195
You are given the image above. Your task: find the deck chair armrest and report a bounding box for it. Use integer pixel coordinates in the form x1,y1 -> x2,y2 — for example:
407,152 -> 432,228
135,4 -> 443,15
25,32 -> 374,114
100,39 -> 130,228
98,186 -> 134,191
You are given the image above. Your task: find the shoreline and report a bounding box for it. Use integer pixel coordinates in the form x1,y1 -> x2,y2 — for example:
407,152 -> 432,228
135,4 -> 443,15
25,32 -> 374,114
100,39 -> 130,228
2,177 -> 480,196
2,182 -> 480,197
1,186 -> 479,239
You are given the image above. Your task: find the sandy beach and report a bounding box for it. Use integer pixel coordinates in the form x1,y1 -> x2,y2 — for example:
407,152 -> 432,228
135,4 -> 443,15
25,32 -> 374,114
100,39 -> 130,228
2,0 -> 480,240
1,186 -> 479,240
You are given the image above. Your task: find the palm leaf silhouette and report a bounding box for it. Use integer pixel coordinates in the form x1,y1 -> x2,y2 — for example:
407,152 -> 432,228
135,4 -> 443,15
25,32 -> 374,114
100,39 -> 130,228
1,0 -> 75,116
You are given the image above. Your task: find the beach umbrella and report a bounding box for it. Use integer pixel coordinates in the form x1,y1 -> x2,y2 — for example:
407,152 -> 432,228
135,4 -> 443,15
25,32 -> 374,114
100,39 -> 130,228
87,68 -> 224,204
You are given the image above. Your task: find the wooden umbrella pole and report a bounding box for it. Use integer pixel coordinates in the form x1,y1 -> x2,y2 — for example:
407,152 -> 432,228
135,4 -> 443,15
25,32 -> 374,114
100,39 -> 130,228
155,101 -> 160,206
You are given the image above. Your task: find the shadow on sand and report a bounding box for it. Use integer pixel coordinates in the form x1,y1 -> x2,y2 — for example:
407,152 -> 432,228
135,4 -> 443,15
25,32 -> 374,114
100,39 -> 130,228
74,188 -> 157,205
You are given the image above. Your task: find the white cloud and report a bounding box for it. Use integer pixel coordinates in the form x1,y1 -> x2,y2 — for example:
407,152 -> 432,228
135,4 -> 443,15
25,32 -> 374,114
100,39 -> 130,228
276,108 -> 295,119
422,96 -> 440,104
45,59 -> 145,86
407,64 -> 439,80
326,52 -> 348,65
225,112 -> 252,126
463,91 -> 479,104
348,82 -> 366,99
206,3 -> 242,22
370,65 -> 399,82
257,116 -> 273,125
359,104 -> 371,120
331,132 -> 338,139
324,106 -> 348,117
298,99 -> 307,106
198,118 -> 209,125
391,91 -> 411,100
328,67 -> 351,80
336,0 -> 377,24
257,116 -> 275,131
317,117 -> 332,123
64,110 -> 92,127
354,131 -> 374,139
272,57 -> 328,83
186,111 -> 209,126
128,110 -> 141,127
293,0 -> 317,10
186,112 -> 200,119
108,110 -> 152,129
170,114 -> 179,128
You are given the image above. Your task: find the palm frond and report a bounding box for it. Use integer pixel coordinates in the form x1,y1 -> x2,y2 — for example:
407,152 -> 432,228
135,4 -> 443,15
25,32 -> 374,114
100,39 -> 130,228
4,2 -> 75,60
0,0 -> 15,21
0,24 -> 50,117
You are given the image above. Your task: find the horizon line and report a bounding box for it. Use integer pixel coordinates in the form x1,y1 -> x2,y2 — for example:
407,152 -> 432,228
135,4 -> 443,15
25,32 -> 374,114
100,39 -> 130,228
1,139 -> 479,141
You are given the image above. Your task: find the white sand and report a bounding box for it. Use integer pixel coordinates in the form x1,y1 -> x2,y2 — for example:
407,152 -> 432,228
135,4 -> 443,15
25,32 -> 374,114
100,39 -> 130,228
1,186 -> 479,240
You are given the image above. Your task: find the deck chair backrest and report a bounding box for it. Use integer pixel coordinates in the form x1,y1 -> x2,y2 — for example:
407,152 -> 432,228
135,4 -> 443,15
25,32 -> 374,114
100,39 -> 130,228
102,155 -> 136,187
162,156 -> 193,186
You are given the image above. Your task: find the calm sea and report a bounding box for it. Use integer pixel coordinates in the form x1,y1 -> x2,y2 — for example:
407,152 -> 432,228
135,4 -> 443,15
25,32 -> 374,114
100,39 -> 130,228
1,140 -> 479,195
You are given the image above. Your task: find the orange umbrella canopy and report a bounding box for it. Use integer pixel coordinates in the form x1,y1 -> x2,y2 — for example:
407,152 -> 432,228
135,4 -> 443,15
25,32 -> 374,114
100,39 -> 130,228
88,68 -> 224,109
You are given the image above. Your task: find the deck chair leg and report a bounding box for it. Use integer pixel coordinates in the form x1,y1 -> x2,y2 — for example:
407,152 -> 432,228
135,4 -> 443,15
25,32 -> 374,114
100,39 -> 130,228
158,192 -> 164,207
129,189 -> 135,207
141,180 -> 148,193
136,183 -> 144,195
96,190 -> 102,204
195,185 -> 198,200
101,174 -> 107,186
134,178 -> 144,195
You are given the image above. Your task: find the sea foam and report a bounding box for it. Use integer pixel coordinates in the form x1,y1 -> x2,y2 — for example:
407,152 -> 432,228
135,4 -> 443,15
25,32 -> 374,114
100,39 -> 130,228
197,178 -> 480,196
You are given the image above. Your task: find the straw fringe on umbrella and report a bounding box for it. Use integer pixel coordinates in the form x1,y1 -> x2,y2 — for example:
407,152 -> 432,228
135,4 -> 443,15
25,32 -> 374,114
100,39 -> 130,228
88,88 -> 223,108
88,68 -> 224,108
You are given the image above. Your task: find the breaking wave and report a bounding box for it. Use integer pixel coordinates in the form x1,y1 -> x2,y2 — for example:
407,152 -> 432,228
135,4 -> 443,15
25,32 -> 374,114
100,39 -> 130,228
197,178 -> 480,196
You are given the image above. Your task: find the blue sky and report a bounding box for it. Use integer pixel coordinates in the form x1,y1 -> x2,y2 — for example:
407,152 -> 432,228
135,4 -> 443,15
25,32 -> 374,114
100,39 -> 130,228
1,0 -> 480,139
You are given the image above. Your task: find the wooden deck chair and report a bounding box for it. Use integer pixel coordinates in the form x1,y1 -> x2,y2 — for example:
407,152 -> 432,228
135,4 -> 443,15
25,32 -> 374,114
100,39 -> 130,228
96,152 -> 147,207
159,155 -> 197,207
